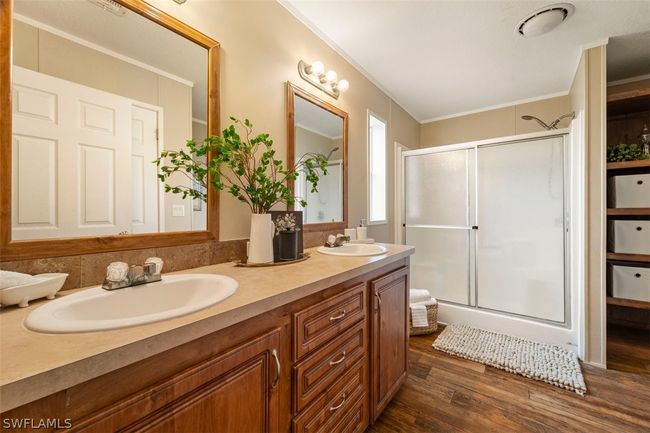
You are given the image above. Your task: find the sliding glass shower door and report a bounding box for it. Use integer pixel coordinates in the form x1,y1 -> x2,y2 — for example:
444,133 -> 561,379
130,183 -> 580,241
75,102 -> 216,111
476,137 -> 566,322
404,148 -> 474,305
402,134 -> 567,324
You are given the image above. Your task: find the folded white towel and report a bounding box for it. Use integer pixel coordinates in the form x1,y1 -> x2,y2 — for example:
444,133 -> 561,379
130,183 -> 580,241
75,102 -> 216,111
412,298 -> 437,307
410,304 -> 429,327
410,288 -> 431,303
0,270 -> 38,290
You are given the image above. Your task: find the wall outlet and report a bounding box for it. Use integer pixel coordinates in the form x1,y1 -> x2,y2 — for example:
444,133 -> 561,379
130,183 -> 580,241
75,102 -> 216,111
172,205 -> 185,217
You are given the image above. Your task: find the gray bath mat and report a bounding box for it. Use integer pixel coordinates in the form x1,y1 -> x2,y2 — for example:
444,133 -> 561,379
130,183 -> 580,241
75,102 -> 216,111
432,323 -> 587,395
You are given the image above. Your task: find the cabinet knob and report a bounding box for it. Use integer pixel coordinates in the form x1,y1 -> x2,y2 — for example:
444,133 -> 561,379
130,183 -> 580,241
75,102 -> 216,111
636,226 -> 643,231
637,180 -> 644,185
635,273 -> 641,278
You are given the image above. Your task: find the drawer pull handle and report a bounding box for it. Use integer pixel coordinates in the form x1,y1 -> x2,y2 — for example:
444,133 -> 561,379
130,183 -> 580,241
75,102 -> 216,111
329,393 -> 347,411
637,226 -> 643,231
329,310 -> 346,322
271,348 -> 280,389
638,180 -> 644,185
329,351 -> 346,366
635,273 -> 641,278
375,291 -> 382,307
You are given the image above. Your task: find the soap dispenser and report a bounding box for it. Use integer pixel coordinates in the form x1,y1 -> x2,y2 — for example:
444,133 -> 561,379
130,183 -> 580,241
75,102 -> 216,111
356,219 -> 367,240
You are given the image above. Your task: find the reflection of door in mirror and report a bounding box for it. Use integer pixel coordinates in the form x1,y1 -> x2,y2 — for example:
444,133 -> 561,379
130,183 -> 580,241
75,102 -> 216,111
294,97 -> 344,224
10,0 -> 208,240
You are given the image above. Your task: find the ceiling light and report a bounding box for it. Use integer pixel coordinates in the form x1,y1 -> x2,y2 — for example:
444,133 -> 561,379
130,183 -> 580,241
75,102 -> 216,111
87,0 -> 126,17
515,3 -> 574,37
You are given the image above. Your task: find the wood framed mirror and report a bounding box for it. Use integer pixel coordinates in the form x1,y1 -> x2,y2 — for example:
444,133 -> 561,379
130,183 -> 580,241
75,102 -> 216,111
0,0 -> 220,261
286,82 -> 348,233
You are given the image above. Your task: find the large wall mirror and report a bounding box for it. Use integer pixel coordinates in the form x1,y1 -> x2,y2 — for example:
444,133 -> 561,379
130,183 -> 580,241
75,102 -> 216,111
0,0 -> 220,261
286,83 -> 348,232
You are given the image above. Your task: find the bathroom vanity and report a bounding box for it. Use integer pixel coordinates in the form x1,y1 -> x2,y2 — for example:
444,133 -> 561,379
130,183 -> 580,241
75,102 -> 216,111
0,244 -> 413,432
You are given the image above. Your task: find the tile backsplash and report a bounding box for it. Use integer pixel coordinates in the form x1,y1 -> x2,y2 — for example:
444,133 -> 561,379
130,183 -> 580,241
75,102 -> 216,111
0,231 -> 330,291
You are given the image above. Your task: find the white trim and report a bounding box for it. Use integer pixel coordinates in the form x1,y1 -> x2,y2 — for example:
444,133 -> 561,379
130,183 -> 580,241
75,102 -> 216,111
393,141 -> 411,244
278,0 -> 421,123
420,91 -> 569,124
598,46 -> 608,367
295,122 -> 341,140
607,73 -> 650,87
581,38 -> 609,51
13,13 -> 194,88
191,117 -> 207,126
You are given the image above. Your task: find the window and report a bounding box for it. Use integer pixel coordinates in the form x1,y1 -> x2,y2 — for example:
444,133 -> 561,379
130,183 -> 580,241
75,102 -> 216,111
368,112 -> 387,224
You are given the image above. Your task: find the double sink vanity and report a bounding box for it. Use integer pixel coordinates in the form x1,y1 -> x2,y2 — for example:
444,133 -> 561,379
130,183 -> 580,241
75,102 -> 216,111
0,244 -> 414,432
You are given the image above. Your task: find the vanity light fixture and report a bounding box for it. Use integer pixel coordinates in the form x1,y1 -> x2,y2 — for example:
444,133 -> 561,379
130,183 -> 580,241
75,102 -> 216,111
87,0 -> 126,17
172,0 -> 187,4
298,60 -> 349,99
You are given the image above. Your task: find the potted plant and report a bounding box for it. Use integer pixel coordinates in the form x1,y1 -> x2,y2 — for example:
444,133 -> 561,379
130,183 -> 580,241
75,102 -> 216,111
274,213 -> 301,261
154,117 -> 327,264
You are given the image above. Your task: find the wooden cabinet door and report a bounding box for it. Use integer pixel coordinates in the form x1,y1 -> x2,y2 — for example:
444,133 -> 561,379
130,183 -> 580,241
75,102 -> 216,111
370,266 -> 409,422
72,328 -> 283,433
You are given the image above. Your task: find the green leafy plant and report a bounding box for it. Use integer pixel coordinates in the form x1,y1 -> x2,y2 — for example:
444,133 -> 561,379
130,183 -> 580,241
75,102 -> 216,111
607,143 -> 648,162
154,117 -> 328,214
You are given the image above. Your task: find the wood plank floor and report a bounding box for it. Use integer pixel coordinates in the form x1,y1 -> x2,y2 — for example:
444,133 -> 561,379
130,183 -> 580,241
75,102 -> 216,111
607,325 -> 650,375
369,327 -> 650,433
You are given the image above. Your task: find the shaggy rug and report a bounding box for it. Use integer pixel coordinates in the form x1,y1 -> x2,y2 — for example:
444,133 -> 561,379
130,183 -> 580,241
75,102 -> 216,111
432,324 -> 587,395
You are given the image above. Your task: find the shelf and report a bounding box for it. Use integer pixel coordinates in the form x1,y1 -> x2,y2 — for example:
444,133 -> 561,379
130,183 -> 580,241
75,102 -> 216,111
607,87 -> 650,103
607,296 -> 650,310
607,252 -> 650,263
607,208 -> 650,217
607,159 -> 650,171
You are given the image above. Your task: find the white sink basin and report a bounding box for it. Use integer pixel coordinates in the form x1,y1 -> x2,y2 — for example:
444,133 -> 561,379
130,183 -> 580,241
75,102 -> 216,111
317,243 -> 388,257
24,274 -> 238,334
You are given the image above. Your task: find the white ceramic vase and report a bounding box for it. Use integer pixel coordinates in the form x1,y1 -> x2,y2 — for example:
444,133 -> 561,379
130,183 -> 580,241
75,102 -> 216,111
248,213 -> 275,264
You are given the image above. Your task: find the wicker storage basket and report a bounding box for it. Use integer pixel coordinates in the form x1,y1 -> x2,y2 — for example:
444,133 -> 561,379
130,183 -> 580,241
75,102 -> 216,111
409,303 -> 438,336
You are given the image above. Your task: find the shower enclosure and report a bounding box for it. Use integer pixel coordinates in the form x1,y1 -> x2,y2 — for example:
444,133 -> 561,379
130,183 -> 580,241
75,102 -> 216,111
402,130 -> 582,352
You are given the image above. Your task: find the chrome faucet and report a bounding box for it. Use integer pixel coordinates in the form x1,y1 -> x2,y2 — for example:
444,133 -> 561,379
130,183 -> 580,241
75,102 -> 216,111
324,234 -> 350,248
102,258 -> 163,291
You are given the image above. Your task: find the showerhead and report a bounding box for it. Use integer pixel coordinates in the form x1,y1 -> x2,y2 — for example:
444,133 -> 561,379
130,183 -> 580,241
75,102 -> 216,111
521,112 -> 575,130
325,147 -> 340,160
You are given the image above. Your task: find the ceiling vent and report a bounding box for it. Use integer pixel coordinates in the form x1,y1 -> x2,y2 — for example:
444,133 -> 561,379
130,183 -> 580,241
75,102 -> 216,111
516,3 -> 574,37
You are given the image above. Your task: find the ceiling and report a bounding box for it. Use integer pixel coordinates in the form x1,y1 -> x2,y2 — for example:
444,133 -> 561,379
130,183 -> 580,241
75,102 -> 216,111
14,0 -> 208,121
295,96 -> 343,139
607,31 -> 650,82
282,0 -> 650,122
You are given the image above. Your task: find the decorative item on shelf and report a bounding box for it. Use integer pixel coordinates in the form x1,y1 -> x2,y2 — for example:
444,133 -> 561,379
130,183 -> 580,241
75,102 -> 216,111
274,213 -> 301,261
607,142 -> 650,162
298,60 -> 349,99
155,118 -> 327,264
639,124 -> 650,156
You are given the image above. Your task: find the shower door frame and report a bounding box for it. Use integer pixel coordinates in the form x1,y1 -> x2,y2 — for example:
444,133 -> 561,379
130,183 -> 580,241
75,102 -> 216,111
401,129 -> 572,327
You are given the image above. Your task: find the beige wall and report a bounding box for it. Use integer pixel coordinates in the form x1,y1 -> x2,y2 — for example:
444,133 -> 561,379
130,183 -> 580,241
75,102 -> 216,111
420,95 -> 572,147
144,0 -> 419,242
295,126 -> 341,160
13,20 -> 195,232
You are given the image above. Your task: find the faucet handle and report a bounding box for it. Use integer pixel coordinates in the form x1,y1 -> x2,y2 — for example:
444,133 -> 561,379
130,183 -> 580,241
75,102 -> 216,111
106,262 -> 129,282
145,257 -> 164,275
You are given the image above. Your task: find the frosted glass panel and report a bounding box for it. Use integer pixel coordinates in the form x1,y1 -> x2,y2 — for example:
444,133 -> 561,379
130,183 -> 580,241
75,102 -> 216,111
477,137 -> 565,322
404,149 -> 471,226
407,227 -> 470,305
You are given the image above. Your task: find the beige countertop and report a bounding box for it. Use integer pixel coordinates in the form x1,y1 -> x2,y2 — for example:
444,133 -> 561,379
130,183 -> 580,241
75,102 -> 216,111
0,243 -> 414,413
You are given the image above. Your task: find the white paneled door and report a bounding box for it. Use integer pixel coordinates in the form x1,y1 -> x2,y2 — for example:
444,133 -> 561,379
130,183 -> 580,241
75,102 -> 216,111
12,66 -> 132,239
131,105 -> 160,234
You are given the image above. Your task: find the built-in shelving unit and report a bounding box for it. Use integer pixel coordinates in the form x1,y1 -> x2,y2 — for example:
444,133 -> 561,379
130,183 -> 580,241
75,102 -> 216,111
605,84 -> 650,330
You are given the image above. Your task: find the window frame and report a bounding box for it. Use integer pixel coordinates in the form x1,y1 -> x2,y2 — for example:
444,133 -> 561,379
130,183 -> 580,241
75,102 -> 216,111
367,110 -> 388,225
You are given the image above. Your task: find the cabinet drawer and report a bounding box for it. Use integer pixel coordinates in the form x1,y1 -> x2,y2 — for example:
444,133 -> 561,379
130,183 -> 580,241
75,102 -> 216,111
294,321 -> 367,412
294,283 -> 366,360
613,174 -> 650,208
293,359 -> 367,433
612,265 -> 650,302
613,221 -> 650,255
328,393 -> 368,433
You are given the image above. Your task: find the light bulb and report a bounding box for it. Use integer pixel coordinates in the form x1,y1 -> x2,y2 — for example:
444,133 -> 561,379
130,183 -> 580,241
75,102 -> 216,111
337,79 -> 349,92
325,70 -> 337,83
310,61 -> 324,75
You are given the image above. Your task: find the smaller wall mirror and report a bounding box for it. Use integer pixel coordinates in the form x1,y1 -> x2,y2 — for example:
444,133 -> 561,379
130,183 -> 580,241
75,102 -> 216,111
287,83 -> 348,231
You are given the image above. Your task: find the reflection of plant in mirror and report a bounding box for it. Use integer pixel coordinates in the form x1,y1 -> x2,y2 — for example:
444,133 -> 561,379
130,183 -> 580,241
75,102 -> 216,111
607,143 -> 649,162
154,117 -> 328,214
274,213 -> 301,235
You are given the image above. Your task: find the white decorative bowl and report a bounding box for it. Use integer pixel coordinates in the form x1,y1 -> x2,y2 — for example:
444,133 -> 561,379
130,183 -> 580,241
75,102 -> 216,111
0,273 -> 68,308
